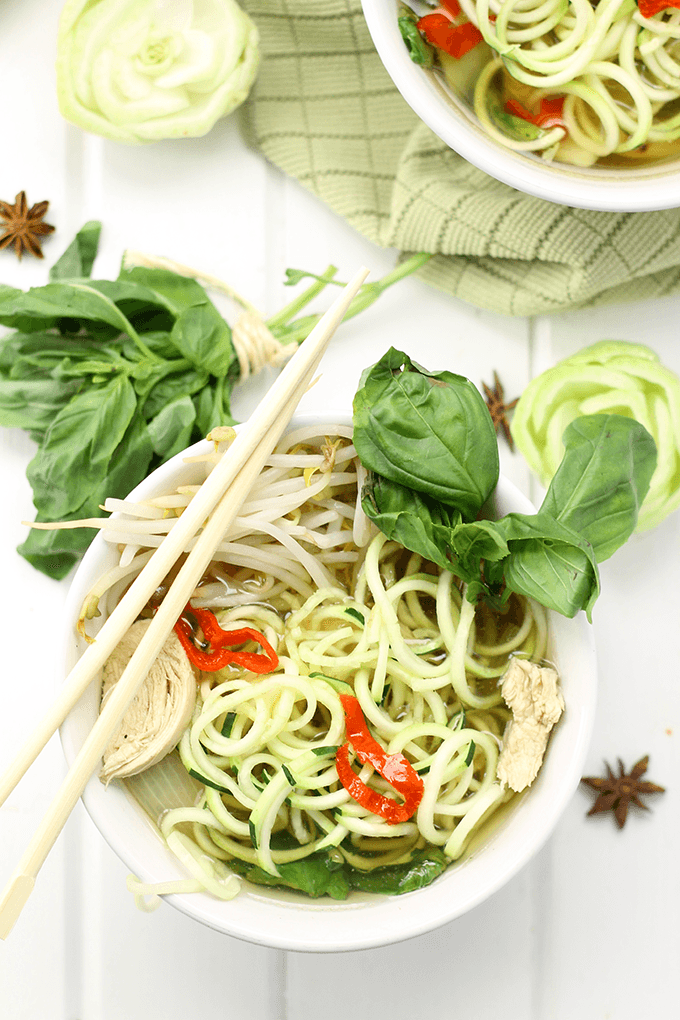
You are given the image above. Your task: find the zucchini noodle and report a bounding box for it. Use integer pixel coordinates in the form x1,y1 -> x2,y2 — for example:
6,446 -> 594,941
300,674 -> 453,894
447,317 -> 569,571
81,427 -> 554,901
408,0 -> 680,166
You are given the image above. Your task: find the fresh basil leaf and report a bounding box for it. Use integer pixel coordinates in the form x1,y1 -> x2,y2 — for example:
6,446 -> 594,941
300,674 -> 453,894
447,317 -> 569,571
361,470 -> 459,571
541,413 -> 657,562
119,266 -> 214,316
17,515 -> 94,580
146,393 -> 196,459
0,287 -> 57,333
121,331 -> 186,363
399,9 -> 435,67
27,374 -> 138,518
170,301 -> 236,378
88,277 -> 177,315
142,366 -> 209,419
49,221 -> 102,281
498,511 -> 600,620
447,517 -> 510,586
193,377 -> 236,437
229,850 -> 350,900
0,281 -> 144,340
346,849 -> 448,895
19,409 -> 153,578
53,357 -> 120,380
0,376 -> 82,431
353,348 -> 499,520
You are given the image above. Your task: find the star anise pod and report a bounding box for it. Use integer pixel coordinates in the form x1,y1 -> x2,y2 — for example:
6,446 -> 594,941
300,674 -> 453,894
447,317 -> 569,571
0,190 -> 55,260
581,755 -> 665,829
482,371 -> 519,449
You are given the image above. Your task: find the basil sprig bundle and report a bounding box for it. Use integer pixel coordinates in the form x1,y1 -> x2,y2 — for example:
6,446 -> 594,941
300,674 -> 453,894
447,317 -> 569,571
0,227 -> 427,579
353,349 -> 657,619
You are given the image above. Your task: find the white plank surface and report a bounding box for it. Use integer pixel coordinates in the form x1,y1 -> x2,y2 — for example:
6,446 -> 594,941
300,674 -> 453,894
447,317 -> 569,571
1,4 -> 677,1018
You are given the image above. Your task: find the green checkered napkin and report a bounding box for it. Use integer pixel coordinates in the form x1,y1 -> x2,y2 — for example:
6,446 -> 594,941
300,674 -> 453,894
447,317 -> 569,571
241,0 -> 680,317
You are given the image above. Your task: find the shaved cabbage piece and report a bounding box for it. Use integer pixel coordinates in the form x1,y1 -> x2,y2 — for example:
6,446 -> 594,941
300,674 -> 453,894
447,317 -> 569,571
56,0 -> 259,143
512,340 -> 680,532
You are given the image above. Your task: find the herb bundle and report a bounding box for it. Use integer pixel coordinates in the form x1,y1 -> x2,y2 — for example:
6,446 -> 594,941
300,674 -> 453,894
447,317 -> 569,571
0,225 -> 428,579
354,348 -> 658,619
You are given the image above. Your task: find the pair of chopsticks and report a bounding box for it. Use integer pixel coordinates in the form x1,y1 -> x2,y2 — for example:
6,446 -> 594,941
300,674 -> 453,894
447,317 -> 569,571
0,267 -> 369,939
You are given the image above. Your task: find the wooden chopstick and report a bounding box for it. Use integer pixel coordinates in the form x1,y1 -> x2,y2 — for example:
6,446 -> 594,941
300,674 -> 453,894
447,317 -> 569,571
0,266 -> 369,939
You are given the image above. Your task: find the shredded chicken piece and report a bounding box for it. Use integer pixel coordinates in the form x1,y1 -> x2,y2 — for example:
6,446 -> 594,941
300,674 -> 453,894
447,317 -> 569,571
99,619 -> 197,784
496,658 -> 564,793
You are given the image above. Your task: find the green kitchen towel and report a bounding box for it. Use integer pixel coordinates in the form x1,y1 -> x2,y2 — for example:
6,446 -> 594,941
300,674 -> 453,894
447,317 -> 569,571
241,0 -> 680,317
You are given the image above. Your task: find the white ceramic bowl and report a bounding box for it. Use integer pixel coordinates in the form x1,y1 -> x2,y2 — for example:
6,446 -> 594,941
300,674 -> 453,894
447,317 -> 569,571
60,410 -> 597,952
362,0 -> 680,212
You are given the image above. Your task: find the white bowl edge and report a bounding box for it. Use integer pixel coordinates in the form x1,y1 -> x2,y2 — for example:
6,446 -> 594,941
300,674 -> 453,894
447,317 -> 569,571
361,0 -> 680,212
59,409 -> 598,951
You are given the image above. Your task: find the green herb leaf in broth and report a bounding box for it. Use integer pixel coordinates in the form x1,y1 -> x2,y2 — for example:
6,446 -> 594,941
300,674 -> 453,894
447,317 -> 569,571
488,97 -> 542,142
398,8 -> 435,68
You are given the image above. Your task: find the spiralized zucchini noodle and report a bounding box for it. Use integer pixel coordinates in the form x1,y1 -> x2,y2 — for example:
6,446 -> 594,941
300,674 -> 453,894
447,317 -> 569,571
79,426 -> 551,901
404,0 -> 680,166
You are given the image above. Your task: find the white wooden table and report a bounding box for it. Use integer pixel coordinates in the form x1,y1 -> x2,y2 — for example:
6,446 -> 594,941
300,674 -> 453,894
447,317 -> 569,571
1,3 -> 677,1017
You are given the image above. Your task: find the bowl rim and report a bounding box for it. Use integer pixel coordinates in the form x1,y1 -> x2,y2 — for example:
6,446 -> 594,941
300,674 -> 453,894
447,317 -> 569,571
59,409 -> 597,951
361,0 -> 680,212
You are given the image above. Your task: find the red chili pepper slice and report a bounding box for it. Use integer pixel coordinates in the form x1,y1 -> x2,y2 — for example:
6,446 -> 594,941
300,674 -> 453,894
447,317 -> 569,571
505,96 -> 565,128
535,95 -> 565,128
335,695 -> 423,824
440,0 -> 462,15
174,603 -> 279,674
417,13 -> 483,59
638,0 -> 680,16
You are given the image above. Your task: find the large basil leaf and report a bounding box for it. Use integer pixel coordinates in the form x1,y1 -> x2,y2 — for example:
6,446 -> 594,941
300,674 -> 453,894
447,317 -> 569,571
361,471 -> 460,572
19,409 -> 153,579
26,374 -> 138,518
541,413 -> 657,561
0,281 -> 139,335
353,348 -> 498,520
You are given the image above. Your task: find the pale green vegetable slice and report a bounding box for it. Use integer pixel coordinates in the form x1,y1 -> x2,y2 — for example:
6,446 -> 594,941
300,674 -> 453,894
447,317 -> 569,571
512,340 -> 680,531
56,0 -> 259,143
